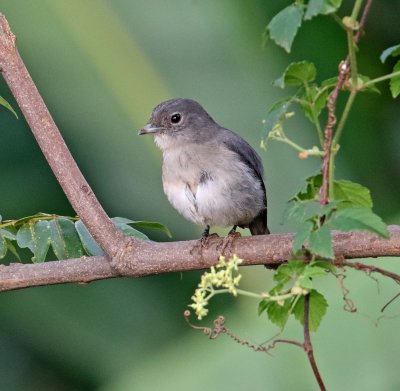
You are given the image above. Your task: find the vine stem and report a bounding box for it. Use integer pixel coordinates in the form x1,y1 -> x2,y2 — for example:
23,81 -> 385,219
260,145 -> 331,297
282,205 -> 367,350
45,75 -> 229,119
362,70 -> 400,89
304,294 -> 327,391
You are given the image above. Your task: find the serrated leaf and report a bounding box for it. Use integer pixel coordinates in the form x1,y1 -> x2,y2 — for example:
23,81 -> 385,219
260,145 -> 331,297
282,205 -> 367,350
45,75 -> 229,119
258,299 -> 269,316
380,44 -> 400,63
305,0 -> 342,20
293,221 -> 313,253
266,299 -> 293,329
274,260 -> 306,284
285,200 -> 330,223
16,221 -> 51,262
274,61 -> 317,88
333,180 -> 373,208
75,220 -> 104,256
303,262 -> 332,277
293,290 -> 328,331
0,95 -> 18,118
309,260 -> 336,272
267,4 -> 304,53
308,225 -> 334,259
291,174 -> 322,201
328,207 -> 389,238
390,60 -> 400,98
0,235 -> 6,259
49,218 -> 84,259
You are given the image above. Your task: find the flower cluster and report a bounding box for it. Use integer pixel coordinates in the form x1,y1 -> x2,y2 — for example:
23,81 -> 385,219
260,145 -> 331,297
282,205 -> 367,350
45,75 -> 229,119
189,254 -> 243,320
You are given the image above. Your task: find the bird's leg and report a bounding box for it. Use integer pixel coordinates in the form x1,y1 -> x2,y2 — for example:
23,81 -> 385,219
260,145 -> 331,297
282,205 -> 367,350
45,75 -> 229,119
199,225 -> 220,248
228,225 -> 238,235
202,225 -> 210,239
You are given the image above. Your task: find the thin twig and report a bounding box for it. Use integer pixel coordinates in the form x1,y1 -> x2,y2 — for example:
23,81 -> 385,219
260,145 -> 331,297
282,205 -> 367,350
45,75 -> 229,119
342,260 -> 400,284
319,61 -> 350,204
303,294 -> 327,391
354,0 -> 373,43
320,0 -> 374,203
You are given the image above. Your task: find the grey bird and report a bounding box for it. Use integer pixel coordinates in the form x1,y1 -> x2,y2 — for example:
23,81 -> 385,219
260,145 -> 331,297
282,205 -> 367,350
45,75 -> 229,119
139,98 -> 270,238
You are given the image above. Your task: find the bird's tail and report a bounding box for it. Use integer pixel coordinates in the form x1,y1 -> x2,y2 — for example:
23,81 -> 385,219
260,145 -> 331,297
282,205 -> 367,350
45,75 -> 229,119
249,208 -> 270,235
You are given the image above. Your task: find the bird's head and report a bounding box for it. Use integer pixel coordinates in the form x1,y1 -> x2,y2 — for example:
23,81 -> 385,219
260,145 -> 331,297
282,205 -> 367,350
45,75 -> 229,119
139,98 -> 217,149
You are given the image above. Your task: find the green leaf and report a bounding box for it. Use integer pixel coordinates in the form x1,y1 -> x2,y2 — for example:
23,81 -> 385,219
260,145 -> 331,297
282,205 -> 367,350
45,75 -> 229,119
16,221 -> 51,262
355,74 -> 381,94
305,0 -> 342,20
0,235 -> 6,259
328,207 -> 389,238
274,61 -> 317,88
49,218 -> 84,259
0,228 -> 16,240
266,299 -> 293,329
262,97 -> 293,135
111,217 -> 149,241
298,262 -> 331,289
285,199 -> 334,223
258,299 -> 269,316
304,261 -> 333,277
112,217 -> 172,238
321,77 -> 338,88
308,225 -> 334,259
293,221 -> 313,253
390,60 -> 400,98
267,4 -> 304,53
5,239 -> 21,261
293,290 -> 328,331
75,220 -> 104,256
274,260 -> 306,285
300,85 -> 329,124
292,174 -> 322,201
380,44 -> 400,63
0,95 -> 18,118
333,180 -> 373,208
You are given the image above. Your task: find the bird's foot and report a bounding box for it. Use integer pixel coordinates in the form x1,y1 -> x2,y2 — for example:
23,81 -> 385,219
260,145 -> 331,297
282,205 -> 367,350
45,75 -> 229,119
200,232 -> 219,248
190,226 -> 219,255
218,226 -> 241,254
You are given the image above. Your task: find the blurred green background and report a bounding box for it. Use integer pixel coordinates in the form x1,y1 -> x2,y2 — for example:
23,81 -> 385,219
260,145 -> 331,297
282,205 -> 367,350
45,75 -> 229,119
0,1 -> 400,390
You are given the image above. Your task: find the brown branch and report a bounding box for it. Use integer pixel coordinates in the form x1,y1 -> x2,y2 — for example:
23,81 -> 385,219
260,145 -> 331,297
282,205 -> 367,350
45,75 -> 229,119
319,61 -> 350,204
319,0 -> 373,205
1,226 -> 400,292
303,294 -> 327,391
0,14 -> 127,260
354,0 -> 373,43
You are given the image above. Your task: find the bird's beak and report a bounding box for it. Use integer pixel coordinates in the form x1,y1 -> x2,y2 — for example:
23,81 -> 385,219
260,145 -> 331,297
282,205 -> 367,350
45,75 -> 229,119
138,123 -> 163,135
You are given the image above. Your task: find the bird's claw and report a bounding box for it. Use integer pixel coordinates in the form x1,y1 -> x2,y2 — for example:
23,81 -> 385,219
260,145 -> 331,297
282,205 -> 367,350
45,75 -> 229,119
218,231 -> 241,254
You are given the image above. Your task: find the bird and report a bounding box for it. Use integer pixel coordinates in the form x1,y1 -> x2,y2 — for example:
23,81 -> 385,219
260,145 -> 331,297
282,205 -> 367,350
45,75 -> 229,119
139,98 -> 270,239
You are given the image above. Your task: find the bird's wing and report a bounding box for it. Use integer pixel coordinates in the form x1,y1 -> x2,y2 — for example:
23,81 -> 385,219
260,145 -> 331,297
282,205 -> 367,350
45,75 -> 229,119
220,129 -> 269,234
219,129 -> 266,199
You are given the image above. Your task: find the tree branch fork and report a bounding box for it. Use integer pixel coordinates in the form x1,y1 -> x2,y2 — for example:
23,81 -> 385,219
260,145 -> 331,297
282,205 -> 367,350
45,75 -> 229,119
0,14 -> 399,294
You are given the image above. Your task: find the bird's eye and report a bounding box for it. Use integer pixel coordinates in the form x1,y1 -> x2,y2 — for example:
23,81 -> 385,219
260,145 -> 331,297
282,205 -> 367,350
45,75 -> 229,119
170,113 -> 181,124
